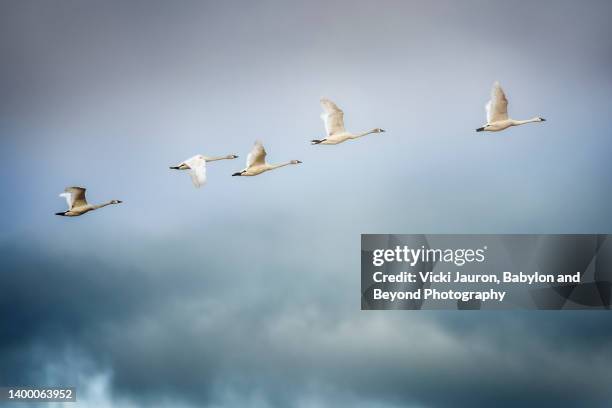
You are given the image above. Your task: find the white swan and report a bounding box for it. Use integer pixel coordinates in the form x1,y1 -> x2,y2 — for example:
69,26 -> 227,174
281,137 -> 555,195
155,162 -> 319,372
311,98 -> 385,145
169,154 -> 207,187
476,82 -> 545,132
56,187 -> 122,217
232,141 -> 302,176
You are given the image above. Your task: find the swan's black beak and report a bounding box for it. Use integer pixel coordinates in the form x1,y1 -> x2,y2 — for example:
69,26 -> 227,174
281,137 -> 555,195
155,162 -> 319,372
232,172 -> 242,176
117,200 -> 123,204
540,118 -> 546,121
476,127 -> 485,132
233,155 -> 239,158
380,129 -> 386,132
297,160 -> 303,164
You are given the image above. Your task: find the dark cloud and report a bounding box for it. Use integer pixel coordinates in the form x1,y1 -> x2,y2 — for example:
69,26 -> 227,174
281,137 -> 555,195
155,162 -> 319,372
2,243 -> 612,407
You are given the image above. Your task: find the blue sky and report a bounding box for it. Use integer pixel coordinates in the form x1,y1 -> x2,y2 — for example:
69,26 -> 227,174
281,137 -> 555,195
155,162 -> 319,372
1,1 -> 612,406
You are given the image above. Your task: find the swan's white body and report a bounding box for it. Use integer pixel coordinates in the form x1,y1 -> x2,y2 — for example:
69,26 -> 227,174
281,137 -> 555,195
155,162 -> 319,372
312,98 -> 385,145
56,187 -> 122,217
170,154 -> 208,188
476,82 -> 545,132
232,141 -> 301,177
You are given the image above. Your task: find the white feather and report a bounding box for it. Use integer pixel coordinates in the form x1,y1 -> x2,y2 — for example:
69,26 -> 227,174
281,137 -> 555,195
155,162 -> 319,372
59,192 -> 73,210
320,98 -> 346,136
189,164 -> 207,188
246,141 -> 266,168
485,81 -> 509,123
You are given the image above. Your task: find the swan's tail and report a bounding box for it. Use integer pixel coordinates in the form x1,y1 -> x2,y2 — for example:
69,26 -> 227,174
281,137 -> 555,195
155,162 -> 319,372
475,127 -> 485,132
311,139 -> 324,145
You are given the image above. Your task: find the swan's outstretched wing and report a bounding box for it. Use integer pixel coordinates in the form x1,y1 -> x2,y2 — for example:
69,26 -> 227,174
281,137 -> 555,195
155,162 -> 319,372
61,187 -> 87,209
59,192 -> 73,210
183,156 -> 207,188
486,81 -> 508,123
246,141 -> 266,168
320,98 -> 345,136
189,164 -> 207,188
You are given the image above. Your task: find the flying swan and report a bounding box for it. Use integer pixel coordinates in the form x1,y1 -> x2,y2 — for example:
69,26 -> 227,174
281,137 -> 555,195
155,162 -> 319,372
56,187 -> 122,217
169,154 -> 210,188
232,141 -> 301,176
476,82 -> 546,132
311,98 -> 385,145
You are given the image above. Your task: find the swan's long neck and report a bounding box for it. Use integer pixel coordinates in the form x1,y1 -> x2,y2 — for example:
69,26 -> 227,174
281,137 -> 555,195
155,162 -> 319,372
352,129 -> 377,139
204,155 -> 232,162
92,201 -> 117,210
512,117 -> 541,126
268,161 -> 294,170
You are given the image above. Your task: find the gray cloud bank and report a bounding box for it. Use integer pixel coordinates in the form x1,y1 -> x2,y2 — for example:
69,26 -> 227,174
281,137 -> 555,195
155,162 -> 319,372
2,242 -> 612,408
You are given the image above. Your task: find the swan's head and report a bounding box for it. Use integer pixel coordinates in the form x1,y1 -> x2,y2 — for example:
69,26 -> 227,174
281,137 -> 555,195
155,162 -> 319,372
537,117 -> 546,122
227,154 -> 239,159
373,128 -> 386,133
111,200 -> 123,205
291,160 -> 302,165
